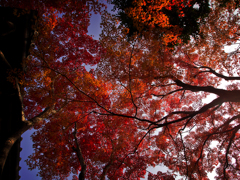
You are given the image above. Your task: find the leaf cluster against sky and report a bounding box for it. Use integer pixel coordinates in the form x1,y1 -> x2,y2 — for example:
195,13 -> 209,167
0,0 -> 240,179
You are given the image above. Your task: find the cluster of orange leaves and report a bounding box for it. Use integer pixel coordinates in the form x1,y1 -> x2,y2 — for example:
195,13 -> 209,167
124,0 -> 194,45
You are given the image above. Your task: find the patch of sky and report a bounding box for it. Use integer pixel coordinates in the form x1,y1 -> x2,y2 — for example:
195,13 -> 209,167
141,164 -> 182,180
193,3 -> 200,10
224,41 -> 240,53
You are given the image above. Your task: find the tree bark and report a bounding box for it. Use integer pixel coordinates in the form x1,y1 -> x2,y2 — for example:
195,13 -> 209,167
0,106 -> 56,179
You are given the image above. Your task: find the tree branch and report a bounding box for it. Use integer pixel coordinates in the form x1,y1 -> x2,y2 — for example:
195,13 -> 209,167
128,43 -> 138,117
152,88 -> 184,99
194,66 -> 240,81
174,79 -> 226,96
156,97 -> 223,128
72,122 -> 86,180
223,124 -> 240,179
0,102 -> 59,178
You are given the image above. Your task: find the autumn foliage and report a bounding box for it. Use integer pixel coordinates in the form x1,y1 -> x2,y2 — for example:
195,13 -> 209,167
97,1 -> 240,179
111,0 -> 211,46
1,0 -> 240,180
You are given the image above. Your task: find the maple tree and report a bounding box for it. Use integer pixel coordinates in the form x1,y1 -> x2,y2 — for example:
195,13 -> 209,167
96,0 -> 240,179
0,0 -> 106,178
19,7 -> 175,178
1,0 -> 240,180
0,1 -> 165,180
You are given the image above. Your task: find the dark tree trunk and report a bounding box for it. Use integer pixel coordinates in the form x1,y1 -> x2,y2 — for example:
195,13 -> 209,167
0,7 -> 36,180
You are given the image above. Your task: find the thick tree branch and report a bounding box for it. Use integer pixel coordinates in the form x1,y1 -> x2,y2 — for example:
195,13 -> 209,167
0,103 -> 60,179
195,66 -> 240,81
174,79 -> 226,96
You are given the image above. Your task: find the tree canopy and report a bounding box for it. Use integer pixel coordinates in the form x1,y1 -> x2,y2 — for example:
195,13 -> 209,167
0,0 -> 240,180
96,1 -> 240,179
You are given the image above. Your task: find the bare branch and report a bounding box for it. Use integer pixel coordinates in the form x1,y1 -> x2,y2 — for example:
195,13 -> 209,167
152,88 -> 184,99
92,111 -> 157,125
194,66 -> 240,81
